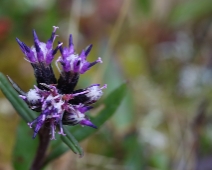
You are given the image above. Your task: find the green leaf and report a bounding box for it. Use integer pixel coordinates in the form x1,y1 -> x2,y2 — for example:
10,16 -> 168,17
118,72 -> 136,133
13,119 -> 38,170
43,83 -> 127,166
0,73 -> 35,122
61,127 -> 84,156
169,0 -> 212,26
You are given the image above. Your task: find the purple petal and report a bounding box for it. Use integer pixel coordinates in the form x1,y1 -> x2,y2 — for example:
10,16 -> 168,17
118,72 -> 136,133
58,41 -> 64,55
45,42 -> 63,65
89,57 -> 102,68
19,95 -> 27,101
69,34 -> 74,53
80,62 -> 90,74
73,59 -> 80,72
33,120 -> 44,139
33,30 -> 40,43
45,52 -> 54,65
79,50 -> 86,60
78,106 -> 93,113
16,38 -> 36,62
33,30 -> 44,62
22,42 -> 31,53
46,26 -> 58,49
85,44 -> 92,57
16,38 -> 25,52
53,42 -> 63,56
89,84 -> 100,87
80,119 -> 97,129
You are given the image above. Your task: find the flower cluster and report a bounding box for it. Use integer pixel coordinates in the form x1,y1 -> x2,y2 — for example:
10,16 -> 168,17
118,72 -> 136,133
10,26 -> 106,139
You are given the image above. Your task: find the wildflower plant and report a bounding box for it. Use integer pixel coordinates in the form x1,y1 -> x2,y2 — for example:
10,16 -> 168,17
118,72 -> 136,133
0,26 -> 126,170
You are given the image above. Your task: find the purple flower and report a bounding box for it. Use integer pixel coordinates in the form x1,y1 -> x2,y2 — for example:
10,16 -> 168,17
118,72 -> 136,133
56,35 -> 102,74
16,26 -> 63,87
10,26 -> 106,139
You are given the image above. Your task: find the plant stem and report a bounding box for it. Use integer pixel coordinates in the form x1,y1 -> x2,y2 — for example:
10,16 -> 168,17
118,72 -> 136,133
30,126 -> 50,170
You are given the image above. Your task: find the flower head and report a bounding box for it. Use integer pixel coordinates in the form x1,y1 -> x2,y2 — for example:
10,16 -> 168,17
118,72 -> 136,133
11,26 -> 106,139
16,26 -> 61,65
56,35 -> 102,74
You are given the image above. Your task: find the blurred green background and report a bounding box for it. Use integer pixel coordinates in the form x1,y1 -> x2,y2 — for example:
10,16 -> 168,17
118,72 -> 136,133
1,0 -> 212,169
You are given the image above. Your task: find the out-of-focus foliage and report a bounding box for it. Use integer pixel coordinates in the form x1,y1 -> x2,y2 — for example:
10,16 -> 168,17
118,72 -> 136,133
13,120 -> 38,170
1,0 -> 212,169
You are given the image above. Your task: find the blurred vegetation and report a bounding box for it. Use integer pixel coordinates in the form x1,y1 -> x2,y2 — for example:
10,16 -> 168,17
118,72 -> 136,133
1,0 -> 212,169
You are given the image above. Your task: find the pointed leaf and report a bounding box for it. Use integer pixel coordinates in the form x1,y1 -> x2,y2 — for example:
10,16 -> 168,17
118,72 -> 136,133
61,127 -> 84,156
0,73 -> 35,122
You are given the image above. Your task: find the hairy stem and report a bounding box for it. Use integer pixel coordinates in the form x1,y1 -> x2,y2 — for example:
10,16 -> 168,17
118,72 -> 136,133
30,126 -> 50,170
